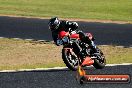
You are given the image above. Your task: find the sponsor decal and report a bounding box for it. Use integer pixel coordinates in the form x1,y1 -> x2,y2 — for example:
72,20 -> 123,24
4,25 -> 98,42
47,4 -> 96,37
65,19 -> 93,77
83,75 -> 130,83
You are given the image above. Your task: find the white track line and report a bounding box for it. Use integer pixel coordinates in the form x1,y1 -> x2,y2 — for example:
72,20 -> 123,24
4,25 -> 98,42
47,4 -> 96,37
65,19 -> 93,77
106,63 -> 132,66
0,63 -> 132,73
0,67 -> 68,73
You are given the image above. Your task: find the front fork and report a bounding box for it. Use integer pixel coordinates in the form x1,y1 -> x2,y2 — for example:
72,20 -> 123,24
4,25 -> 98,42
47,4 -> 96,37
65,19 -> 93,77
64,47 -> 94,66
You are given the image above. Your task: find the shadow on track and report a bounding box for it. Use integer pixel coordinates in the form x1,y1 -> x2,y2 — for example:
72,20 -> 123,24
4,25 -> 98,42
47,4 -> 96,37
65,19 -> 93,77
0,16 -> 132,47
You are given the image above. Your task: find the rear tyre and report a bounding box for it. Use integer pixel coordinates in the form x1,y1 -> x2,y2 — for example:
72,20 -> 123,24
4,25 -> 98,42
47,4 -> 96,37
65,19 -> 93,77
62,49 -> 79,71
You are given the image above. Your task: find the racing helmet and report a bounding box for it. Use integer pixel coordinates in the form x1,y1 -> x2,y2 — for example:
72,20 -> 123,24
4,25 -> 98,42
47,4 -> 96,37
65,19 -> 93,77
48,17 -> 60,31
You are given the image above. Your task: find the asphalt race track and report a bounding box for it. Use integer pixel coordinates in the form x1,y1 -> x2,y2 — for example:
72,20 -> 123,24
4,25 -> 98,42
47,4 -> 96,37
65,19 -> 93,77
0,16 -> 132,88
0,65 -> 131,88
0,16 -> 132,47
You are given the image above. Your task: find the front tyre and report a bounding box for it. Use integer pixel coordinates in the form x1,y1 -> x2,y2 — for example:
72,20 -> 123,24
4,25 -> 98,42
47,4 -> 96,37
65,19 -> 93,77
62,49 -> 79,71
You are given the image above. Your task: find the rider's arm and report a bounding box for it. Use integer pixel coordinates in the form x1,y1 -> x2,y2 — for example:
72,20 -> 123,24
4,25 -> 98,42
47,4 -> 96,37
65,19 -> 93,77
65,21 -> 79,31
52,32 -> 63,46
51,32 -> 58,45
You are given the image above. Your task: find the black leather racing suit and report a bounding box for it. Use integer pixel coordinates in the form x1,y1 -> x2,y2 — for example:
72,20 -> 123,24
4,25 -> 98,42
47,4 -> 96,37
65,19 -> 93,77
51,20 -> 79,46
51,20 -> 97,54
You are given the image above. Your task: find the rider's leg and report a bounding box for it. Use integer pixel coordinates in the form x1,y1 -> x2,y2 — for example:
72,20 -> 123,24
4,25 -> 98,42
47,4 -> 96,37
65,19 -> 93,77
72,41 -> 85,59
89,41 -> 98,53
78,31 -> 97,53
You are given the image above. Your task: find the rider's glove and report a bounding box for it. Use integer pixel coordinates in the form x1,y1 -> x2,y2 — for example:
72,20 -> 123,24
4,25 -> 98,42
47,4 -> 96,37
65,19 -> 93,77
56,39 -> 63,46
62,36 -> 69,44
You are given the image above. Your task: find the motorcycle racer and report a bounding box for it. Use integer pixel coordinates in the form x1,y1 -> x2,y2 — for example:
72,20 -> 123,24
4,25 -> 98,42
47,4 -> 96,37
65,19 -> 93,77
48,17 -> 97,53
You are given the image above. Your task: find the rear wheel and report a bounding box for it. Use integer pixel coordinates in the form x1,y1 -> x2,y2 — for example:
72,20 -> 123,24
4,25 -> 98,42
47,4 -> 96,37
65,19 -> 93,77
93,47 -> 106,69
62,48 -> 79,71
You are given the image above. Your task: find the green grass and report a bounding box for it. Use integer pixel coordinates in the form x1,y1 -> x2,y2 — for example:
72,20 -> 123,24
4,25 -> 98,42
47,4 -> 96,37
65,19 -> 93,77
99,46 -> 132,64
0,38 -> 65,70
0,0 -> 132,21
0,1 -> 131,70
0,38 -> 132,70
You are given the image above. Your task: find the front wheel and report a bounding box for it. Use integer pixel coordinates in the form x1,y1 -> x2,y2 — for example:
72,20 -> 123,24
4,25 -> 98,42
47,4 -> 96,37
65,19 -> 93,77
62,48 -> 79,71
93,47 -> 106,69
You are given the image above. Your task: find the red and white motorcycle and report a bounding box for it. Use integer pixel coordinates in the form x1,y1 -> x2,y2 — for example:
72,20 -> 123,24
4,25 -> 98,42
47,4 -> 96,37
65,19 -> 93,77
59,30 -> 106,71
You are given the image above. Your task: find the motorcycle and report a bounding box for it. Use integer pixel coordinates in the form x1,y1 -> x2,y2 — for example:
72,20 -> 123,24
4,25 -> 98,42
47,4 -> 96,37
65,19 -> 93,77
59,30 -> 106,71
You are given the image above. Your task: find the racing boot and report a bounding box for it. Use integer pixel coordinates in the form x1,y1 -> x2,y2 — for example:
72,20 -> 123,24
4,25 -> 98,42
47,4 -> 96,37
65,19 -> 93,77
89,41 -> 98,54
